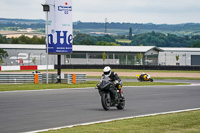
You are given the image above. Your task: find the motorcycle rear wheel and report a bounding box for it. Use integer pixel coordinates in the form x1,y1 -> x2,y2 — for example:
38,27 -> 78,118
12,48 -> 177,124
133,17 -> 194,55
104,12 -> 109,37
101,92 -> 111,111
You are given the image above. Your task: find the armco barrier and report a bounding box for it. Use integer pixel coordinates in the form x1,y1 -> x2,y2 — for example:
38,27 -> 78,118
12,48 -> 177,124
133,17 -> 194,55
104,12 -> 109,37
0,74 -> 42,83
42,73 -> 86,84
64,74 -> 86,84
0,73 -> 86,84
55,65 -> 200,71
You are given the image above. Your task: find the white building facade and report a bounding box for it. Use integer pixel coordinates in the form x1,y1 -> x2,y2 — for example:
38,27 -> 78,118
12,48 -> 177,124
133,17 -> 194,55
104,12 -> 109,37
159,48 -> 200,66
0,44 -> 200,66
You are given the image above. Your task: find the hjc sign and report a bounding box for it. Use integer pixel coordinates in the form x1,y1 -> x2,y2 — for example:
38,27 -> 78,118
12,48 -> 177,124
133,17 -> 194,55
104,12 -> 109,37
48,31 -> 73,53
46,0 -> 73,54
48,31 -> 72,45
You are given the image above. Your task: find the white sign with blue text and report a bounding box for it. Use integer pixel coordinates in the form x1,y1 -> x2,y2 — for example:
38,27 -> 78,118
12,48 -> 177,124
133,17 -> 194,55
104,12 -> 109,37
46,0 -> 73,54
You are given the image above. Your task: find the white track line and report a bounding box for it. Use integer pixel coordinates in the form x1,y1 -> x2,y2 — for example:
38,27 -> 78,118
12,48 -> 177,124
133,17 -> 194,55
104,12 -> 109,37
1,84 -> 196,93
2,80 -> 200,93
25,108 -> 200,133
0,87 -> 95,93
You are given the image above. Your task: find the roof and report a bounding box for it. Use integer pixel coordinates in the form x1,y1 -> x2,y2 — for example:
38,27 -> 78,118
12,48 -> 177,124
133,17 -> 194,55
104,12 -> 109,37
0,44 -> 45,49
73,45 -> 161,53
0,44 -> 161,53
160,47 -> 200,52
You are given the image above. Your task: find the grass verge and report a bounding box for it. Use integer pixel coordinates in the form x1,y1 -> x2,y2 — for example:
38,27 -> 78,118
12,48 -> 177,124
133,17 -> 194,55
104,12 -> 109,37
0,81 -> 189,91
53,69 -> 200,73
1,69 -> 200,73
40,110 -> 200,133
88,76 -> 200,80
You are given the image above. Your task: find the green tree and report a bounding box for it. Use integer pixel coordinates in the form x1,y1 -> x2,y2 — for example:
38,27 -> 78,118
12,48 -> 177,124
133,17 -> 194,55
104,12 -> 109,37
96,41 -> 108,46
137,53 -> 143,65
96,41 -> 119,46
176,55 -> 179,61
0,48 -> 8,63
191,42 -> 200,47
32,36 -> 40,44
102,52 -> 107,62
0,34 -> 8,43
18,35 -> 31,44
10,37 -> 19,44
108,42 -> 120,46
32,57 -> 36,64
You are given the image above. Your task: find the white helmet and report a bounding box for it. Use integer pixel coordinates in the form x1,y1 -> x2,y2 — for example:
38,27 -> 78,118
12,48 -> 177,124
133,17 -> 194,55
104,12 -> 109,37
103,66 -> 111,76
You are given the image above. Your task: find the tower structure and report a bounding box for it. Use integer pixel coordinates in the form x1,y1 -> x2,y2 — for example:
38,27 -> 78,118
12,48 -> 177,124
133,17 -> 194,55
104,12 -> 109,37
105,18 -> 108,34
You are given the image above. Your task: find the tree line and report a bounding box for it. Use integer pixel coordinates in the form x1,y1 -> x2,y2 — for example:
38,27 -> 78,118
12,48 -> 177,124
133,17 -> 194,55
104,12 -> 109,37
74,22 -> 200,31
0,33 -> 119,46
0,32 -> 200,47
127,31 -> 200,47
0,34 -> 45,44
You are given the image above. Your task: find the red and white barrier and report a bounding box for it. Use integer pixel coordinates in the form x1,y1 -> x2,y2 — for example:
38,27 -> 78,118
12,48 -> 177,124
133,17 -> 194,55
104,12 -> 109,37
0,65 -> 54,71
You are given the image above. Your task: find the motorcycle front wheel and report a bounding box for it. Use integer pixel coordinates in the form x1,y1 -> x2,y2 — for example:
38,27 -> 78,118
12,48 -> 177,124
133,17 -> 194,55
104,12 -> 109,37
116,96 -> 125,110
101,92 -> 111,111
150,78 -> 153,82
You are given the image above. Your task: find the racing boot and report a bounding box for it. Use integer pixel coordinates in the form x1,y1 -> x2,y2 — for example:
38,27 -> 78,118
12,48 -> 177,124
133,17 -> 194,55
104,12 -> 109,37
119,89 -> 125,102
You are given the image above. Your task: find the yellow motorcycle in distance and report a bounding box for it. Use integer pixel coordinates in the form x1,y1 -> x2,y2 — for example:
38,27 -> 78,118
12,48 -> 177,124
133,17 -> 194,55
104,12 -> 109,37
136,73 -> 154,82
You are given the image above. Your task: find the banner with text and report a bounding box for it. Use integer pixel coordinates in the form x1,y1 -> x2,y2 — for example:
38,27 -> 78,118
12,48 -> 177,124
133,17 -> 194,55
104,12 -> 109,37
45,0 -> 73,54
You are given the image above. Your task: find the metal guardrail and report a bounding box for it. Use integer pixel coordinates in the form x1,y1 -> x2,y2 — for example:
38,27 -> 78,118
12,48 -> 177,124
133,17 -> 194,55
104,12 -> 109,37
42,74 -> 58,83
0,74 -> 42,83
65,74 -> 87,84
0,73 -> 86,84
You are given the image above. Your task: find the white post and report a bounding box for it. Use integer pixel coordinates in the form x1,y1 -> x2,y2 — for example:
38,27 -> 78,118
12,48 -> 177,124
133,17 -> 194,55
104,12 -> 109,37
46,11 -> 49,84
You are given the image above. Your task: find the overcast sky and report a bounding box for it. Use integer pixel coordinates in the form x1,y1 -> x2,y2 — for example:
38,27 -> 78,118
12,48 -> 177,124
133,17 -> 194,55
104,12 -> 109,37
0,0 -> 200,24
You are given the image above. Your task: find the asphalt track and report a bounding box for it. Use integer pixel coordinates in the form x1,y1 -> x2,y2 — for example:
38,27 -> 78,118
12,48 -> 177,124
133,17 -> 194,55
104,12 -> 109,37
0,80 -> 200,133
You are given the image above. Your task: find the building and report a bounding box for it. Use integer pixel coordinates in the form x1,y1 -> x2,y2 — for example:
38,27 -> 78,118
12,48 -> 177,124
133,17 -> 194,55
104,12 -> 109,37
1,44 -> 200,66
159,47 -> 200,66
0,44 -> 160,66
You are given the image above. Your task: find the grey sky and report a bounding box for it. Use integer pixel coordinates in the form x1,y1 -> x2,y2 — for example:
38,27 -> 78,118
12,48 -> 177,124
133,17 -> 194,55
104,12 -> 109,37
0,0 -> 200,24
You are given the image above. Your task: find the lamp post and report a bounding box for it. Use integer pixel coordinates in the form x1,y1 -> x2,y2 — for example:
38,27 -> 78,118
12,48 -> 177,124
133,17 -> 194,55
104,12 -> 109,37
184,53 -> 187,66
40,53 -> 42,65
42,4 -> 50,84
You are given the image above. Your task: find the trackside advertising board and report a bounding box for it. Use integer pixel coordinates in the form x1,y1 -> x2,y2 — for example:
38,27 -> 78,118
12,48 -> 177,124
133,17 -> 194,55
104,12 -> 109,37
45,0 -> 73,54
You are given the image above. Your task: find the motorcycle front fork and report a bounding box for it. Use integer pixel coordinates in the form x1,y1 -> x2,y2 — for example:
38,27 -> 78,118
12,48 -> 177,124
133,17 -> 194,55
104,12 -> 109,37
117,89 -> 124,98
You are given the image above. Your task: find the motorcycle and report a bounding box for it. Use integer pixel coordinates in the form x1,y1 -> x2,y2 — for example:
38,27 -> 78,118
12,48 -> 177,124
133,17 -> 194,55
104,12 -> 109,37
96,75 -> 125,111
136,74 -> 153,82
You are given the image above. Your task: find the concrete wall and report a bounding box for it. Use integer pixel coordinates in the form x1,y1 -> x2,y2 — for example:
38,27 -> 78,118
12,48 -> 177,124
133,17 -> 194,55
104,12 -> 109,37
2,48 -> 57,66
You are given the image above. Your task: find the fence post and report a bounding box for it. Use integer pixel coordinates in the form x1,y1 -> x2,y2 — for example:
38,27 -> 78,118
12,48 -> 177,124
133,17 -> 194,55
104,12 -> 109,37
35,74 -> 39,84
72,74 -> 76,84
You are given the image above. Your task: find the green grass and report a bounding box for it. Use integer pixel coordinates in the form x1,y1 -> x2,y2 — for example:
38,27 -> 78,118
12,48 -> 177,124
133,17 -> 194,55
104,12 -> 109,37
88,76 -> 200,80
0,81 -> 96,91
0,81 -> 188,91
153,77 -> 200,80
116,39 -> 132,43
1,69 -> 200,73
40,110 -> 200,133
56,69 -> 200,73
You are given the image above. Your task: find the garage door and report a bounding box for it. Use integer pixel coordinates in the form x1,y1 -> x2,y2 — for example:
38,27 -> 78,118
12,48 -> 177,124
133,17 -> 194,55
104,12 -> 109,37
191,55 -> 200,65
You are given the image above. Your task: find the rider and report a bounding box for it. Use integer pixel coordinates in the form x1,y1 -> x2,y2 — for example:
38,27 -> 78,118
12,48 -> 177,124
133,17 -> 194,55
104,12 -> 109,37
102,66 -> 123,102
140,72 -> 150,80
